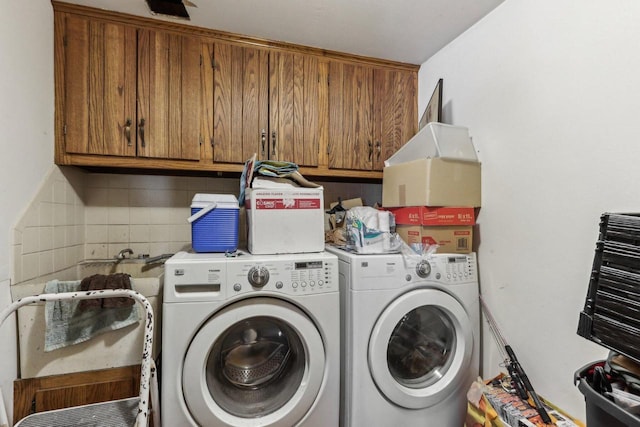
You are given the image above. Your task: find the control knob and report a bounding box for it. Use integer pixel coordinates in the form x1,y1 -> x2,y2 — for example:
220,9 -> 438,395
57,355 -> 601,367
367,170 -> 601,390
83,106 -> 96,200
248,266 -> 270,287
416,260 -> 431,278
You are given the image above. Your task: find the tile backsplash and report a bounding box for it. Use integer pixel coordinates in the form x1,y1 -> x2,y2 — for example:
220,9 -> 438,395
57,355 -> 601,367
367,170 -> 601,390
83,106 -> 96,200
12,166 -> 381,286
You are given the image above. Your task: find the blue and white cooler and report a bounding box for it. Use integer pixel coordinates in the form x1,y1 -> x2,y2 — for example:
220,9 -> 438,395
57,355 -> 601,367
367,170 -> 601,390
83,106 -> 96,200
188,194 -> 239,252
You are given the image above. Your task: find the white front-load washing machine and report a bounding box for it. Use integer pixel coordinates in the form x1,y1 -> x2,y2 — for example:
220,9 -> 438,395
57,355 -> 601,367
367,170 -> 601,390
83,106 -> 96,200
325,246 -> 479,427
161,251 -> 339,427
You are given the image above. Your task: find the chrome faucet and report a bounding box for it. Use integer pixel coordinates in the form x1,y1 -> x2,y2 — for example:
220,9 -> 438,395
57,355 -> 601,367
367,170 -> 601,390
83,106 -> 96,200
116,248 -> 134,259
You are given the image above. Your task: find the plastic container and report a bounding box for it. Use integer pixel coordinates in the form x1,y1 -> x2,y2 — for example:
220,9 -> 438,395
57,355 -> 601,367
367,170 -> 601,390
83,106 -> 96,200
189,194 -> 239,253
575,361 -> 640,427
385,122 -> 478,166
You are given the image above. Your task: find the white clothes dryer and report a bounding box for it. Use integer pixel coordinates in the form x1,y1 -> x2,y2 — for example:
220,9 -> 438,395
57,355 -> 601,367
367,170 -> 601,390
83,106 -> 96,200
325,246 -> 480,427
161,251 -> 339,427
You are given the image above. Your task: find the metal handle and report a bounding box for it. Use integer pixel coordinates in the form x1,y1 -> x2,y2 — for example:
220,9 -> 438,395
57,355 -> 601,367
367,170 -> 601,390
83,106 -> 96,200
261,129 -> 266,158
376,141 -> 381,159
124,118 -> 132,146
368,141 -> 373,161
139,118 -> 146,147
271,131 -> 276,157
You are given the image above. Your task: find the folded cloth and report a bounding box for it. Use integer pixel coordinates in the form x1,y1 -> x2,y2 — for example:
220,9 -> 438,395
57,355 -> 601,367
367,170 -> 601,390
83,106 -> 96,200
44,279 -> 139,352
102,273 -> 134,308
78,274 -> 103,310
78,273 -> 134,310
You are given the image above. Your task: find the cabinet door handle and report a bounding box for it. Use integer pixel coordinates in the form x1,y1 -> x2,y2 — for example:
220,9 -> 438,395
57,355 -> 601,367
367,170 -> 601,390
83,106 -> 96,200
261,129 -> 266,158
376,141 -> 381,159
271,131 -> 277,158
368,141 -> 373,161
139,118 -> 146,147
124,118 -> 132,146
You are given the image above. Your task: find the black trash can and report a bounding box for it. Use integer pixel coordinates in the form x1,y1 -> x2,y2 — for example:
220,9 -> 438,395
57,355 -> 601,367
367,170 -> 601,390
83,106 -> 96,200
575,361 -> 640,427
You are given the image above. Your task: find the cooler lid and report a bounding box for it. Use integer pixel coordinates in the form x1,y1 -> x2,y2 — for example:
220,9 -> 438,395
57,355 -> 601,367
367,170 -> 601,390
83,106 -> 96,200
191,193 -> 239,209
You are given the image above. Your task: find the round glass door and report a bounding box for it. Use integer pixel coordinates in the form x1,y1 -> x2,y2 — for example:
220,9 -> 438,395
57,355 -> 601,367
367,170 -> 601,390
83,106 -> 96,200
183,298 -> 325,427
206,316 -> 305,417
369,289 -> 473,409
387,305 -> 456,388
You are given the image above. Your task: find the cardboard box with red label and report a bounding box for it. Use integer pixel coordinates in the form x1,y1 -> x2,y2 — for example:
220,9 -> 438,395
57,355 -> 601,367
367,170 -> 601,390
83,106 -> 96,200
387,206 -> 476,226
245,188 -> 325,254
389,206 -> 475,254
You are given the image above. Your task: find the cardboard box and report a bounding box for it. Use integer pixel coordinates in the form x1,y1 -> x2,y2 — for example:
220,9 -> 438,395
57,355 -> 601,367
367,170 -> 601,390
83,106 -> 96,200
245,188 -> 325,254
388,206 -> 476,226
382,158 -> 481,208
396,224 -> 473,254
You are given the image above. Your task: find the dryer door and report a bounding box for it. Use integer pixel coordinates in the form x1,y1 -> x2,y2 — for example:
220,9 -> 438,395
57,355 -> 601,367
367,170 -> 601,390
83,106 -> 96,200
368,288 -> 473,409
182,297 -> 325,427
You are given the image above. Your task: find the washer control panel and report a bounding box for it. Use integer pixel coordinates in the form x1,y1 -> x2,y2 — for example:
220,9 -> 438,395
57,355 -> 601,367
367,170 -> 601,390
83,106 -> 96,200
227,253 -> 338,295
420,253 -> 477,283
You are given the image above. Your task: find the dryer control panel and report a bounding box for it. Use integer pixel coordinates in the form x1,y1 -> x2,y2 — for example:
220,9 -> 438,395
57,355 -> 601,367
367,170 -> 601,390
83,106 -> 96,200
424,253 -> 477,283
226,253 -> 338,296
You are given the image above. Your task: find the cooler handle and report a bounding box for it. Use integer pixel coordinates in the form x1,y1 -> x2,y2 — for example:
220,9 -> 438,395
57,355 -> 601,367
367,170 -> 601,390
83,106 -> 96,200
188,202 -> 217,223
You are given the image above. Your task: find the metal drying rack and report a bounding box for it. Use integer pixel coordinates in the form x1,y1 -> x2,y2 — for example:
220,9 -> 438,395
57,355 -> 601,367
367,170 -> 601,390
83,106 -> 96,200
0,289 -> 158,427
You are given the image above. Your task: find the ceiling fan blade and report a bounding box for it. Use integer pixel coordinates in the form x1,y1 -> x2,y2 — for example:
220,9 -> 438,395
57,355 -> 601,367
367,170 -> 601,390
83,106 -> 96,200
183,0 -> 198,7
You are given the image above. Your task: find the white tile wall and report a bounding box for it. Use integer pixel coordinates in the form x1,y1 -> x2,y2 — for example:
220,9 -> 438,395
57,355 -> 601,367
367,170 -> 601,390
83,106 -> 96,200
12,166 -> 382,286
12,166 -> 86,284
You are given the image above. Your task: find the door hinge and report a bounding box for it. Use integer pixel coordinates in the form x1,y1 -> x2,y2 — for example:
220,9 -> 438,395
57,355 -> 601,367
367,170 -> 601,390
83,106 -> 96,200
63,124 -> 67,135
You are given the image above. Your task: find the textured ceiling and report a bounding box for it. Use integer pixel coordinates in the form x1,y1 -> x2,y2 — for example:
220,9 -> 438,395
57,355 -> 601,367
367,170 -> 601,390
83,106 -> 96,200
57,0 -> 505,64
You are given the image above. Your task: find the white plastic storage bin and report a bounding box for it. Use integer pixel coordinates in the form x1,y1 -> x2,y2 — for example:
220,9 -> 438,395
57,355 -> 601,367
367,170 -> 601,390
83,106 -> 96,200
385,122 -> 478,166
189,194 -> 239,252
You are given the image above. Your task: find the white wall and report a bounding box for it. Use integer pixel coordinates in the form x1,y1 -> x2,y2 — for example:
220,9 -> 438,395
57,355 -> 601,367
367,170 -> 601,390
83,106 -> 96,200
0,1 -> 54,421
418,0 -> 640,419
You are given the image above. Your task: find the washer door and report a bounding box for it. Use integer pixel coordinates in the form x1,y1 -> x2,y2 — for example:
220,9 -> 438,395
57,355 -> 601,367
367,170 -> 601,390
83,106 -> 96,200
368,289 -> 473,409
183,297 -> 325,427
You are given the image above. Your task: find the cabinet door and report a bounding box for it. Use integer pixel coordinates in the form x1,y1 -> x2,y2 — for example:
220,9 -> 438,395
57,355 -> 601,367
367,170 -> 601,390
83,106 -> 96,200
269,51 -> 324,166
63,14 -> 137,156
137,29 -> 202,161
328,61 -> 374,170
204,43 -> 269,164
373,68 -> 417,170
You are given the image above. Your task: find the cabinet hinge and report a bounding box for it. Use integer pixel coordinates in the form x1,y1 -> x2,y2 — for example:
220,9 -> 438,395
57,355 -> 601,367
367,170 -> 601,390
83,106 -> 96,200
199,136 -> 203,146
63,124 -> 67,135
63,36 -> 67,47
200,54 -> 202,66
327,75 -> 330,86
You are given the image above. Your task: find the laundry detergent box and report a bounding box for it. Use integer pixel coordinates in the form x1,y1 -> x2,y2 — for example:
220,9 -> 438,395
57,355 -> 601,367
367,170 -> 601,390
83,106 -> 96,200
245,187 -> 325,254
189,193 -> 239,253
396,224 -> 473,254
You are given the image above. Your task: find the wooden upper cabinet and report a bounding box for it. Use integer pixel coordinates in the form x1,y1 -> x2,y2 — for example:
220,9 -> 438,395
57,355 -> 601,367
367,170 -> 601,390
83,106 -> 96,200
63,14 -> 137,157
203,43 -> 269,164
203,44 -> 325,167
269,51 -> 325,167
328,61 -> 374,171
60,14 -> 202,161
137,29 -> 202,161
53,2 -> 417,178
329,61 -> 417,172
373,68 -> 417,170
